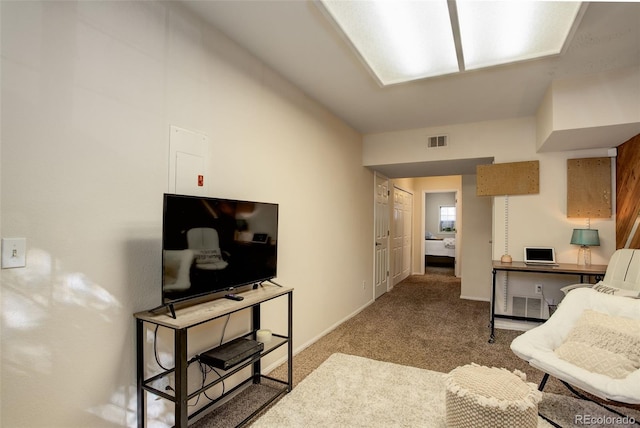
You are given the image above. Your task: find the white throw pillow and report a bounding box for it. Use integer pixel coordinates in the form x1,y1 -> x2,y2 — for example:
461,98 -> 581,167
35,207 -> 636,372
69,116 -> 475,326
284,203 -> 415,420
554,310 -> 640,379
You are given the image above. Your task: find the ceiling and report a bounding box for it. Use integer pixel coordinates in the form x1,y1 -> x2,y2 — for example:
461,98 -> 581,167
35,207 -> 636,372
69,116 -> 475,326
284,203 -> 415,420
179,1 -> 640,170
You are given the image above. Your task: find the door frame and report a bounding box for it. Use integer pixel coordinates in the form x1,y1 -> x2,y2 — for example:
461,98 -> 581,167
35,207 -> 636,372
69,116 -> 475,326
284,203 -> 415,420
422,189 -> 460,277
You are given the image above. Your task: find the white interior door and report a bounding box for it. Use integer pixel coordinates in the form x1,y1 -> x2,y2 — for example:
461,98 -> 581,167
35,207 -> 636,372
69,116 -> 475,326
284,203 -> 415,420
401,190 -> 412,279
392,187 -> 412,286
392,189 -> 403,286
374,173 -> 390,299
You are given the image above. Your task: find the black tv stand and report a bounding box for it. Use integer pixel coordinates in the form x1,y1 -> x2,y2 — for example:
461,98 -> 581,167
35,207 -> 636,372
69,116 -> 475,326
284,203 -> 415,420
263,279 -> 284,287
147,302 -> 177,319
134,284 -> 293,428
167,303 -> 176,319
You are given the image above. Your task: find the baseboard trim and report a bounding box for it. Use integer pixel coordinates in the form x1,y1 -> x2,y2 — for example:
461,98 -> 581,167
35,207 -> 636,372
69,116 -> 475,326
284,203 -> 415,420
261,298 -> 375,374
460,295 -> 490,302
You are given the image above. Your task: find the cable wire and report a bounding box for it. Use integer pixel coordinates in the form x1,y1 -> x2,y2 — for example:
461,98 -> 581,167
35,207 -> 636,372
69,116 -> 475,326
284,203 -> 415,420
153,325 -> 171,371
220,313 -> 231,346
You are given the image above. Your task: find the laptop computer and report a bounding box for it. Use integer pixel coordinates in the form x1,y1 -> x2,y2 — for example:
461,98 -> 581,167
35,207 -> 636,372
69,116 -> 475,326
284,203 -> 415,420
523,247 -> 558,266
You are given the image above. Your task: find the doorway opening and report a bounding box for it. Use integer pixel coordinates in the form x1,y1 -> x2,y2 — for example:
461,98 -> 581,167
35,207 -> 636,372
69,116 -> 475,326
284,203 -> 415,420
423,191 -> 458,275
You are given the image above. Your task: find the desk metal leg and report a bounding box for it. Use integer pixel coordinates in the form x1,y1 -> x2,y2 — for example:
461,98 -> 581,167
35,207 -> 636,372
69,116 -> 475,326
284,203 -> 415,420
489,268 -> 497,343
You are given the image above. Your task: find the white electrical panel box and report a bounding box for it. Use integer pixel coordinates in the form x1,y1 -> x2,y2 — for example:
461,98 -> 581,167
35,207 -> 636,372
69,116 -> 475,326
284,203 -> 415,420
169,125 -> 209,196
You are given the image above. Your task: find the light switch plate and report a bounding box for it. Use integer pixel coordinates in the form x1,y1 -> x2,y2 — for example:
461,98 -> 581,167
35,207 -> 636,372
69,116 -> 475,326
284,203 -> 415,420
2,238 -> 26,268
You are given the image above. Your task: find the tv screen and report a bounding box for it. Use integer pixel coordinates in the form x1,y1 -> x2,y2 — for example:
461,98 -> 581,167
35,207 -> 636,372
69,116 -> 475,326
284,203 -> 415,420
162,193 -> 278,304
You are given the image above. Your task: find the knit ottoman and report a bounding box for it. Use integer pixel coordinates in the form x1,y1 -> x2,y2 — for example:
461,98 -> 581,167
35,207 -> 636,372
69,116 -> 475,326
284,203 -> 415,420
445,363 -> 542,428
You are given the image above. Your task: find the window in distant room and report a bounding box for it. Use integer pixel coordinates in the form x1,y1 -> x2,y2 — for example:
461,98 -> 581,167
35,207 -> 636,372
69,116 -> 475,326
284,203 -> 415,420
439,206 -> 456,232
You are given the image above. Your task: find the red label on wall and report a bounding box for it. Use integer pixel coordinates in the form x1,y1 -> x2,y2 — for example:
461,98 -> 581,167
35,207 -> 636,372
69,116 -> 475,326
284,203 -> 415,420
198,175 -> 204,187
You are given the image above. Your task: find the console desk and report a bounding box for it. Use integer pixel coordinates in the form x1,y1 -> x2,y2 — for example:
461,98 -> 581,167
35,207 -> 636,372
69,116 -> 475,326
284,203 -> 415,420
489,261 -> 606,343
135,284 -> 293,427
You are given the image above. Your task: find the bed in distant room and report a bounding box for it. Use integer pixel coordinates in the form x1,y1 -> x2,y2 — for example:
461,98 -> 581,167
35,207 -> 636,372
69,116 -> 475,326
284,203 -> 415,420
425,237 -> 455,267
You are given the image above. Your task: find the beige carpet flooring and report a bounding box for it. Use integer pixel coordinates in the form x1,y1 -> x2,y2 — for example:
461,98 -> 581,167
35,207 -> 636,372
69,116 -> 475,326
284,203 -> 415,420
251,353 -> 640,428
193,267 -> 639,427
268,267 -> 560,394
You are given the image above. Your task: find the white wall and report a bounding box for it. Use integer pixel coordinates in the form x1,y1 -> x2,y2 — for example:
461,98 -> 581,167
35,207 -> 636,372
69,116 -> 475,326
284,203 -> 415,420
364,117 -> 615,303
536,65 -> 640,151
547,66 -> 640,133
0,2 -> 373,427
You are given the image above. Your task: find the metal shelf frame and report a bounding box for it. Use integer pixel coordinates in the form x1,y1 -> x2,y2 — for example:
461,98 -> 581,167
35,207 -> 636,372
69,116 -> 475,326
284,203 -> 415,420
135,286 -> 293,427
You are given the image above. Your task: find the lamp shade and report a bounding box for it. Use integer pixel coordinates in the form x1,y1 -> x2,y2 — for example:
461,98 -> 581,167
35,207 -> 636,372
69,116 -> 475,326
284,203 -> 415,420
570,229 -> 600,246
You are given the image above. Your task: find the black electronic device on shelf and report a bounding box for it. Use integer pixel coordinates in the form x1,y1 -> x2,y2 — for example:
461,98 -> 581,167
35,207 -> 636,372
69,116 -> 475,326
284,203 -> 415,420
161,193 -> 279,311
199,337 -> 264,370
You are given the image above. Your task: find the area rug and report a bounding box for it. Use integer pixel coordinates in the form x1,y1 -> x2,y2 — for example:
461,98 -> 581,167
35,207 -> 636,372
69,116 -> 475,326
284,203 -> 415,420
251,353 -> 640,428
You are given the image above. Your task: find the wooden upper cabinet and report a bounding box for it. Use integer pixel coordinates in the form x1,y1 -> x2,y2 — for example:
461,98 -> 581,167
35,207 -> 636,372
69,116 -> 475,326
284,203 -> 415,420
567,157 -> 612,218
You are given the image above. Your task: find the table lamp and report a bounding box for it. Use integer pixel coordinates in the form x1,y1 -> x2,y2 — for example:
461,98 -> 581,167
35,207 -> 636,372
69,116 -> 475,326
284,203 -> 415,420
570,229 -> 600,266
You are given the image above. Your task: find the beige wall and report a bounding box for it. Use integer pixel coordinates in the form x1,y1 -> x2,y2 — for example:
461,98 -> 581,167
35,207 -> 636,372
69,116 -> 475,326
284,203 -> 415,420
0,2 -> 373,426
364,117 -> 615,302
460,174 -> 493,301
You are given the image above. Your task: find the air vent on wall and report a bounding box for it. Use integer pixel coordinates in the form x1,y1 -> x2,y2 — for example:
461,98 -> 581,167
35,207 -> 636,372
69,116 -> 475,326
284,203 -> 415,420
427,135 -> 448,148
512,296 -> 542,319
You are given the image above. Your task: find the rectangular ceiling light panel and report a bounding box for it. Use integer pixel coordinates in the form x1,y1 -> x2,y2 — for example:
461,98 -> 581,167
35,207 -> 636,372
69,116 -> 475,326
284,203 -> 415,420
456,1 -> 583,70
320,0 -> 458,85
319,0 -> 582,85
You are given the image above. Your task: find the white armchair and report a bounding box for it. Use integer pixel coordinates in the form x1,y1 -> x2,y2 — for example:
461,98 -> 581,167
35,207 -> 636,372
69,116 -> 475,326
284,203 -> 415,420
186,227 -> 229,270
511,249 -> 640,406
560,248 -> 640,296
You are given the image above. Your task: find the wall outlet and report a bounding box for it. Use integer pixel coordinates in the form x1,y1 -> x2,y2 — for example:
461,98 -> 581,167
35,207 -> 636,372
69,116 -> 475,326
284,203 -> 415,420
362,280 -> 366,289
535,284 -> 543,295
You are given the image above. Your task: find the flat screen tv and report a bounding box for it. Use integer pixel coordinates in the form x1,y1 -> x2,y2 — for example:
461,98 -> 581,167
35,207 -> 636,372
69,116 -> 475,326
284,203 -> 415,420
162,193 -> 278,306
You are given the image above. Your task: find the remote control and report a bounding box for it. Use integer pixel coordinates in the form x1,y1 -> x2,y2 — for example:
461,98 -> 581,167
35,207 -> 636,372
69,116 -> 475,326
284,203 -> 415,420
224,294 -> 244,301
